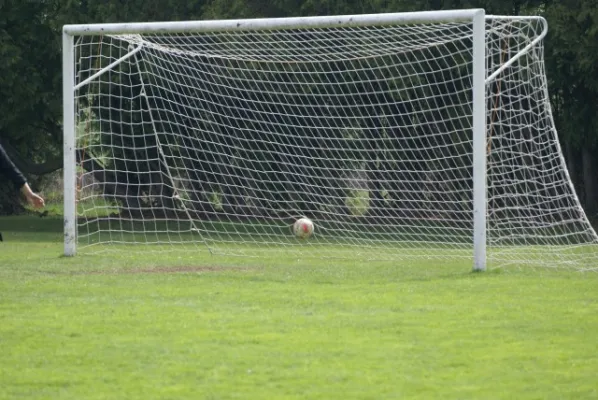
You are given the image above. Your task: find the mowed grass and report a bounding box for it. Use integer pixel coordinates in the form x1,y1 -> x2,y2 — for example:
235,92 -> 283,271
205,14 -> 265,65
1,216 -> 597,399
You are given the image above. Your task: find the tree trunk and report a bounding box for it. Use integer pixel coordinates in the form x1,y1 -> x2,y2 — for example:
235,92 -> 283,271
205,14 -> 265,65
582,146 -> 596,216
566,140 -> 575,185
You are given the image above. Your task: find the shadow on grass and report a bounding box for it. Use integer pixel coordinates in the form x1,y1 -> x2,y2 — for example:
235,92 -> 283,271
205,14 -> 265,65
0,216 -> 63,233
0,216 -> 63,243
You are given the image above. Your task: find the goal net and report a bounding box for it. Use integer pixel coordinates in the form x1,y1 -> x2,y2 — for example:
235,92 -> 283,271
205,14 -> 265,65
64,11 -> 598,270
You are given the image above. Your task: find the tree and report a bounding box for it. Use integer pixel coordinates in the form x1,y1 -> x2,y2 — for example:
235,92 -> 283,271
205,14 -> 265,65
0,0 -> 64,212
543,0 -> 598,215
1,0 -> 596,219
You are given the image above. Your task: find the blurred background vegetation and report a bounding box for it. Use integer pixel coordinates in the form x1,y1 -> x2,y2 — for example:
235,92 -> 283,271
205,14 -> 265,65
0,0 -> 596,218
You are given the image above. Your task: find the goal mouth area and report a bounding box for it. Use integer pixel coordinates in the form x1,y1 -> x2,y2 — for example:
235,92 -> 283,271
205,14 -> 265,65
62,11 -> 598,270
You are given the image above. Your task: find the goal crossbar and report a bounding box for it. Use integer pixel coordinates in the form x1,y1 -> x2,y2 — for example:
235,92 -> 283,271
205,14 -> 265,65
63,9 -> 483,36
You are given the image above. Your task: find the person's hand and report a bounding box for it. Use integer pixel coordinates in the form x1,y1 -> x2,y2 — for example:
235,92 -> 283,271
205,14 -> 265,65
20,183 -> 45,209
26,192 -> 45,209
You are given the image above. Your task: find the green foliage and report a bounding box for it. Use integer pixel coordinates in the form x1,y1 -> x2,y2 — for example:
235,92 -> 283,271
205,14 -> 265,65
0,0 -> 61,146
346,189 -> 370,216
544,0 -> 598,148
0,0 -> 64,212
0,0 -> 597,216
203,0 -> 300,18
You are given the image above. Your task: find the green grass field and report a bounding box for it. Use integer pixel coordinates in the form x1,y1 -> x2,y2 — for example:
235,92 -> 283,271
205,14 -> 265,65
1,216 -> 597,399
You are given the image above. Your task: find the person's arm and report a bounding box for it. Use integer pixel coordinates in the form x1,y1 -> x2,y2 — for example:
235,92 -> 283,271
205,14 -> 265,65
0,143 -> 27,188
0,144 -> 45,208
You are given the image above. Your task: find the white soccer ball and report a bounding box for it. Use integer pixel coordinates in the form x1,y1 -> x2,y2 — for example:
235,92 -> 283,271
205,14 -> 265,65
293,217 -> 314,239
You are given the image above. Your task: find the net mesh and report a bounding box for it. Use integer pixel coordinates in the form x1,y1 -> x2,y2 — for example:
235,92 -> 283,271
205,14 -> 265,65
485,18 -> 597,269
71,15 -> 598,269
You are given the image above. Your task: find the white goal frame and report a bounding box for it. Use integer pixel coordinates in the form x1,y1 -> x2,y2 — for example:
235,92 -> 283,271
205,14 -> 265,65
62,9 -> 503,270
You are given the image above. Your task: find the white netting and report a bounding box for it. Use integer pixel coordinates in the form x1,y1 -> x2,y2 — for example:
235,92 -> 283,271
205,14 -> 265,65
71,14 -> 598,269
485,17 -> 598,269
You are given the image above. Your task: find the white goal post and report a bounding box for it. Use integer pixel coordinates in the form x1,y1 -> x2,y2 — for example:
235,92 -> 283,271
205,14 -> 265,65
62,9 -> 598,271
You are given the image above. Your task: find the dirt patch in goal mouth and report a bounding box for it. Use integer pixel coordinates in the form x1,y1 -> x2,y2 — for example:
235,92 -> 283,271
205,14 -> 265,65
132,266 -> 251,274
73,266 -> 252,275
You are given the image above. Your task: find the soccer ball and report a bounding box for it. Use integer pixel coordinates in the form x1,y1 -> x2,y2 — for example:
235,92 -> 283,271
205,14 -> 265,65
293,217 -> 314,239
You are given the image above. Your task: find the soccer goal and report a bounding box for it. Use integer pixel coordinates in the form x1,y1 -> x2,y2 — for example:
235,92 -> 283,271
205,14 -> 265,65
62,9 -> 598,270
